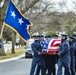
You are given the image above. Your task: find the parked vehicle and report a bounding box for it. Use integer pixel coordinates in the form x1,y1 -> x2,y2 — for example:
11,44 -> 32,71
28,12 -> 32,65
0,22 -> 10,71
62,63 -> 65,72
25,39 -> 34,58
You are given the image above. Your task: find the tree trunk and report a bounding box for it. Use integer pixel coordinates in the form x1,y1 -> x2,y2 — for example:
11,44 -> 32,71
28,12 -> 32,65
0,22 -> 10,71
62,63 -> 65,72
11,31 -> 16,54
0,21 -> 6,55
0,36 -> 6,56
1,35 -> 6,55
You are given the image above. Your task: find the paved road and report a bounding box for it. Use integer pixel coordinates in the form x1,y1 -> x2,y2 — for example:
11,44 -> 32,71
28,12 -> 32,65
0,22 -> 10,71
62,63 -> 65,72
0,57 -> 32,75
0,57 -> 64,75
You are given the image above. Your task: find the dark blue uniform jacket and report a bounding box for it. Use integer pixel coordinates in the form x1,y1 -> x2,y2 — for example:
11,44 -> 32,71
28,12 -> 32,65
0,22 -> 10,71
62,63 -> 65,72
31,40 -> 45,67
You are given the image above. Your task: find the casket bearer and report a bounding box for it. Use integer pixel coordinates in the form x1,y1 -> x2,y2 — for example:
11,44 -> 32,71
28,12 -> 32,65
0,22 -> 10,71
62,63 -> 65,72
35,35 -> 46,75
30,35 -> 45,75
69,36 -> 75,75
72,34 -> 76,73
50,34 -> 58,75
57,34 -> 71,75
43,36 -> 52,75
36,35 -> 52,75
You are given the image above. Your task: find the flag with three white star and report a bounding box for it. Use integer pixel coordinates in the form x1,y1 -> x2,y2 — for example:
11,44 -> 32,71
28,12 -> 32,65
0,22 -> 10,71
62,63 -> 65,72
3,0 -> 33,41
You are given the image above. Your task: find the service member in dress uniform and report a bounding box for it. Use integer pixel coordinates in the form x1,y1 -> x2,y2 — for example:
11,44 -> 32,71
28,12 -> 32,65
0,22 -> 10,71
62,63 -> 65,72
69,36 -> 75,75
72,34 -> 76,73
43,36 -> 52,75
57,34 -> 71,75
30,35 -> 45,75
35,35 -> 46,75
49,34 -> 58,75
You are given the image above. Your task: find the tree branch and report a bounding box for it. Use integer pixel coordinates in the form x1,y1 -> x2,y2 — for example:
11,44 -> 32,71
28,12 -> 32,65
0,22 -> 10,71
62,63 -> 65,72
22,0 -> 40,13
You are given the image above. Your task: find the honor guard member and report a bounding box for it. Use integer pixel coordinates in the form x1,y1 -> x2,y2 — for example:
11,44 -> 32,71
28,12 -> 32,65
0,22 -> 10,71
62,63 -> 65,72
72,34 -> 76,73
53,34 -> 58,39
35,35 -> 46,75
72,34 -> 76,69
39,35 -> 44,41
30,35 -> 45,75
45,36 -> 51,43
36,36 -> 51,75
69,36 -> 75,75
49,34 -> 58,75
36,35 -> 51,75
72,34 -> 76,39
74,38 -> 76,74
44,36 -> 52,75
57,34 -> 71,75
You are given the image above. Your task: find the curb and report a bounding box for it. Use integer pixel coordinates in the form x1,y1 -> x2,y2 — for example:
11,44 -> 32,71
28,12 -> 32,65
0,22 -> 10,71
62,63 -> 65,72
0,54 -> 25,63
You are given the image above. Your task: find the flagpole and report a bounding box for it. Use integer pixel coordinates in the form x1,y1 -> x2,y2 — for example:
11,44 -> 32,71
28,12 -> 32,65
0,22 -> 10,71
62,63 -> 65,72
0,24 -> 5,39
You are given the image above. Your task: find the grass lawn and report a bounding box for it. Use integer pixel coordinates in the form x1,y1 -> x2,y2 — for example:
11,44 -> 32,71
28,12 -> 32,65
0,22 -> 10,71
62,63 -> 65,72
0,46 -> 25,60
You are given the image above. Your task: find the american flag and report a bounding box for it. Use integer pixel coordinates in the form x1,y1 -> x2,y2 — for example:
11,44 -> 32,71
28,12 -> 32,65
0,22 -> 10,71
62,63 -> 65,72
47,39 -> 61,53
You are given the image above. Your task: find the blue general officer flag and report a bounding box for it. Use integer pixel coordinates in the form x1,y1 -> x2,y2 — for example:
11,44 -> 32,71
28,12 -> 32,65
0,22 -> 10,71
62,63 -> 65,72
3,0 -> 33,42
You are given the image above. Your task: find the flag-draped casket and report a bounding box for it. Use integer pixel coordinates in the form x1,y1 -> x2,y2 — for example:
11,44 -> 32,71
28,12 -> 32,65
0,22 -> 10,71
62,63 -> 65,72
42,39 -> 61,55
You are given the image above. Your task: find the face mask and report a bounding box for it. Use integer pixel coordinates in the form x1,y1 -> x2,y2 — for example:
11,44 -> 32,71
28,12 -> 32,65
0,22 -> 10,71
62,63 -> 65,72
35,39 -> 39,42
61,39 -> 65,42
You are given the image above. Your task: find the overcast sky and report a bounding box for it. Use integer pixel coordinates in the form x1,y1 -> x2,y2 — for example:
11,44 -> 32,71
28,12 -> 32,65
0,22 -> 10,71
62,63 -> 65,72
1,0 -> 76,12
47,0 -> 76,12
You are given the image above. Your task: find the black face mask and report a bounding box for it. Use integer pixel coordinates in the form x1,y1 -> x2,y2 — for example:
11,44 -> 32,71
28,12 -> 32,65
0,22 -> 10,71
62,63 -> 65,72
61,36 -> 67,42
61,39 -> 65,42
35,39 -> 40,42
